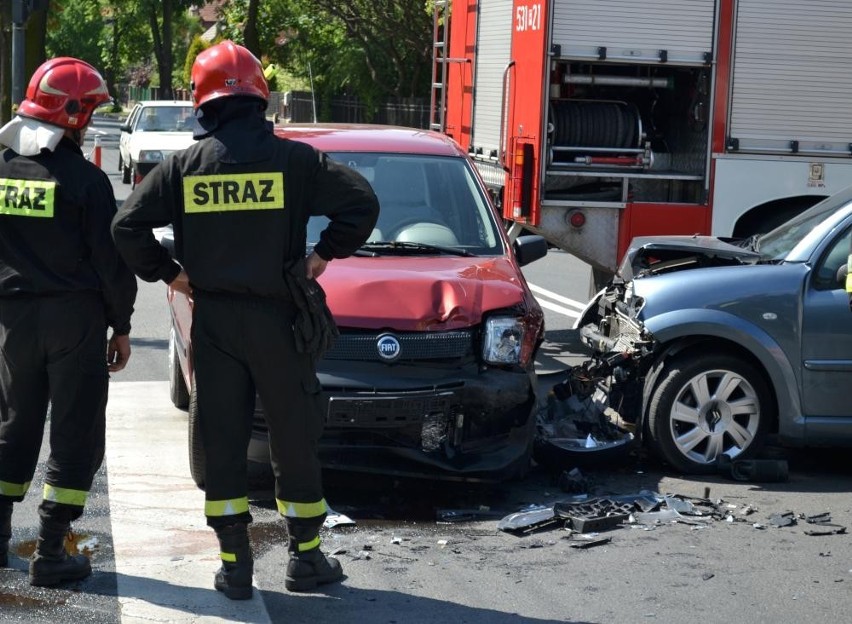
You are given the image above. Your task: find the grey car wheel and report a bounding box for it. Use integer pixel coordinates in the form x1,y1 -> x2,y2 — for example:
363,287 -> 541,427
122,161 -> 131,184
648,352 -> 771,474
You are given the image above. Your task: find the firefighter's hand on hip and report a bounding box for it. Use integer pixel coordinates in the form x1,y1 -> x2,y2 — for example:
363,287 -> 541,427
169,269 -> 192,297
108,333 -> 131,372
306,251 -> 328,280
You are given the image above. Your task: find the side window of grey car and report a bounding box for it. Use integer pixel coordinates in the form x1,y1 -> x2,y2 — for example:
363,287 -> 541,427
813,226 -> 852,290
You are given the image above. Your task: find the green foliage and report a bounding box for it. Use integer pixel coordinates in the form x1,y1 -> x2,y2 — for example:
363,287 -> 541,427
44,0 -> 433,110
220,0 -> 432,117
171,5 -> 203,89
183,36 -> 211,88
45,0 -> 104,67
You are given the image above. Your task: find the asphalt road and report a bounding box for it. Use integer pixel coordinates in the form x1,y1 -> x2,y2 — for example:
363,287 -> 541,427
3,119 -> 852,624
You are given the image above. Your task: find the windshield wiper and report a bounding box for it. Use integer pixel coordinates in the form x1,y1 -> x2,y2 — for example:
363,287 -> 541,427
358,241 -> 474,257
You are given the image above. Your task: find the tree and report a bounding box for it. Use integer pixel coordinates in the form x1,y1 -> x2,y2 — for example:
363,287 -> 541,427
311,0 -> 432,99
100,0 -> 152,105
142,0 -> 197,98
220,0 -> 432,117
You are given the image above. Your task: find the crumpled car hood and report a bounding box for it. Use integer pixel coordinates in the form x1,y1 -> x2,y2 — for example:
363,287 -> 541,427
618,235 -> 760,282
320,256 -> 532,330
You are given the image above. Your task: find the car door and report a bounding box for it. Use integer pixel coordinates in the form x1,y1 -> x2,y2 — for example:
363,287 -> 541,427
799,221 -> 852,441
119,104 -> 141,165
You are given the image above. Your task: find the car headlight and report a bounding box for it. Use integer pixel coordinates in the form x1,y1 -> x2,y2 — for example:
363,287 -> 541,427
482,316 -> 525,365
138,150 -> 165,162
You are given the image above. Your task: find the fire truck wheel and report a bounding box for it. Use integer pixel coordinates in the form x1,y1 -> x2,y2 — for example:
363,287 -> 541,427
647,351 -> 772,474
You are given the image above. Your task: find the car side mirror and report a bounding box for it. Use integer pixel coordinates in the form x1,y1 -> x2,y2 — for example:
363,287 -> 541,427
120,124 -> 131,133
513,234 -> 548,267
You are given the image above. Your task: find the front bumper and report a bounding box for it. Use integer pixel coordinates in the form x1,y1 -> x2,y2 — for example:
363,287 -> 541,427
248,360 -> 538,482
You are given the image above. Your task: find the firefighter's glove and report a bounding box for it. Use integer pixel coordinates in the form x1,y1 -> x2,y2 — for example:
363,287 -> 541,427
284,258 -> 339,360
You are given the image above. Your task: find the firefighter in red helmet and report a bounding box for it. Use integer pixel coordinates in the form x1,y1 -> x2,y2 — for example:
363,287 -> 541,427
112,41 -> 378,599
0,57 -> 137,586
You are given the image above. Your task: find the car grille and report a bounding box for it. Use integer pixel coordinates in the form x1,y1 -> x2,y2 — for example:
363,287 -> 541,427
322,330 -> 474,362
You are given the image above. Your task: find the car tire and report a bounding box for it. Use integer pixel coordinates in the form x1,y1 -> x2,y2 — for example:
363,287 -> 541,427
168,326 -> 190,409
118,153 -> 123,173
188,385 -> 206,491
122,162 -> 131,184
647,352 -> 772,474
130,164 -> 137,190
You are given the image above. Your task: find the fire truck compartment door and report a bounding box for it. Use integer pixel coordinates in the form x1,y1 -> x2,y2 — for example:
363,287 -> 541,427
729,0 -> 852,155
552,0 -> 716,66
471,0 -> 514,160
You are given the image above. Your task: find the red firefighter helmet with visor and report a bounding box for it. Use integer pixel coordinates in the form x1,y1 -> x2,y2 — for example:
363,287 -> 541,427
17,57 -> 111,130
191,40 -> 269,109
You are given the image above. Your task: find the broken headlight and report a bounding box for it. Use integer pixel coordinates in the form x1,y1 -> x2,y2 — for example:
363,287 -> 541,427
482,316 -> 524,365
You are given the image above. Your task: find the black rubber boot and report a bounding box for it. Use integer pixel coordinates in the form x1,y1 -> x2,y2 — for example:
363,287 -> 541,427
213,523 -> 254,600
0,501 -> 11,568
29,520 -> 91,587
284,517 -> 343,592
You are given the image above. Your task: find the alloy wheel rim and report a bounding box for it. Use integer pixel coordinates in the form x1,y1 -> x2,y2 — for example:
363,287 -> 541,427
669,368 -> 760,465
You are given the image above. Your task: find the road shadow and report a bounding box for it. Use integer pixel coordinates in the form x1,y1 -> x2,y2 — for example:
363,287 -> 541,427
1,562 -> 591,624
260,584 -> 594,624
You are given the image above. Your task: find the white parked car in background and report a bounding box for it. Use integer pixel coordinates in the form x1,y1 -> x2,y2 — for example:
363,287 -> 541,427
118,100 -> 198,187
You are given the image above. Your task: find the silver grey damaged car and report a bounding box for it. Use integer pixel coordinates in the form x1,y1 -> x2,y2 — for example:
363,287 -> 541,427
575,186 -> 852,474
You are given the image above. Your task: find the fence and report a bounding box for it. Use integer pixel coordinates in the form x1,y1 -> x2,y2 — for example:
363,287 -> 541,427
119,86 -> 431,130
272,91 -> 431,129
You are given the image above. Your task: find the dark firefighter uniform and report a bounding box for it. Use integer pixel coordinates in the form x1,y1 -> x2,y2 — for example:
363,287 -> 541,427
111,103 -> 378,556
0,137 -> 137,522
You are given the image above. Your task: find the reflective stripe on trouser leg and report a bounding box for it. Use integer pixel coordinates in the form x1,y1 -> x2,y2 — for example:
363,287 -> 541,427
275,498 -> 328,519
0,480 -> 31,498
276,499 -> 327,552
205,497 -> 250,519
43,484 -> 88,507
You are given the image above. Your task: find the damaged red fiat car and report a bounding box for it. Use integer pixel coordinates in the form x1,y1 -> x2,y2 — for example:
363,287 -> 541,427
164,125 -> 548,484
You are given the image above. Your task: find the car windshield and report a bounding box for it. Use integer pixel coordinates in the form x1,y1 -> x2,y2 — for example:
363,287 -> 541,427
307,152 -> 504,255
757,185 -> 852,259
137,106 -> 198,132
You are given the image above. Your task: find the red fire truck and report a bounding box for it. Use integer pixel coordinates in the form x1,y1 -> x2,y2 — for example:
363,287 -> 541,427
431,0 -> 852,288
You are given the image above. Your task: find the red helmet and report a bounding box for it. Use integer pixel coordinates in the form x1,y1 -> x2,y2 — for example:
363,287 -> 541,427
191,40 -> 269,109
17,57 -> 111,129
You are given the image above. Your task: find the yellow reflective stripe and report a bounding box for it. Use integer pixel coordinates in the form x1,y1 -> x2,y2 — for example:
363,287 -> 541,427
298,535 -> 321,552
220,551 -> 237,562
275,498 -> 328,518
0,178 -> 56,217
43,484 -> 87,507
0,480 -> 31,497
846,255 -> 852,292
183,172 -> 284,213
204,497 -> 250,517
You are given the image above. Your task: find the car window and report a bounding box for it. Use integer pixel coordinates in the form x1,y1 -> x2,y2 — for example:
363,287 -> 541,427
125,105 -> 142,130
813,225 -> 852,290
758,185 -> 852,259
134,105 -> 197,132
307,152 -> 503,255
